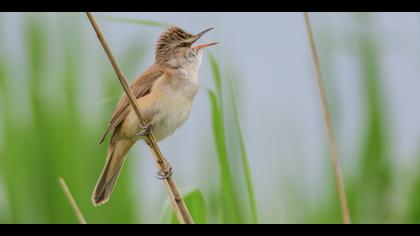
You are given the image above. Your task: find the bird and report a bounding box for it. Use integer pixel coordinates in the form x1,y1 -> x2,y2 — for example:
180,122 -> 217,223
92,26 -> 218,206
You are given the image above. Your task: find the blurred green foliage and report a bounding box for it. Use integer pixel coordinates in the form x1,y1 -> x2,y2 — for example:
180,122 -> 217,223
350,14 -> 392,223
0,13 -> 138,223
205,51 -> 258,224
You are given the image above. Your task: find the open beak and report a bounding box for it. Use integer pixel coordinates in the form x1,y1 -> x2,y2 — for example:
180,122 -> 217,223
191,27 -> 218,50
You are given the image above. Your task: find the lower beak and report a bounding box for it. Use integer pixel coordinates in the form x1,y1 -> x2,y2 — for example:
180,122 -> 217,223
192,42 -> 219,50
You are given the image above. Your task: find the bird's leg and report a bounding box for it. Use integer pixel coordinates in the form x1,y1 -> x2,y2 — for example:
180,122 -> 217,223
145,140 -> 173,180
156,157 -> 173,180
137,123 -> 152,136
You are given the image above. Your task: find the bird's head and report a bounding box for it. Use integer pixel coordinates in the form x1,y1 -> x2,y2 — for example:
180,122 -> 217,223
155,26 -> 218,68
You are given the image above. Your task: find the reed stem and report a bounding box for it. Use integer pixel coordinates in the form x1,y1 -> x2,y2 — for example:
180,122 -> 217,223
303,12 -> 351,224
58,177 -> 87,224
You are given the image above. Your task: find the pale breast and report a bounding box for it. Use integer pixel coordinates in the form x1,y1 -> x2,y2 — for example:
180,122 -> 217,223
150,75 -> 198,141
119,69 -> 199,142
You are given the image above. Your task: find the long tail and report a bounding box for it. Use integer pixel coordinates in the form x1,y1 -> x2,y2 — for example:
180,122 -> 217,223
92,137 -> 134,206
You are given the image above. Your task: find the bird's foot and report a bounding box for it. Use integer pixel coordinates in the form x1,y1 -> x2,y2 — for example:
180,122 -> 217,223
156,159 -> 173,180
137,123 -> 152,137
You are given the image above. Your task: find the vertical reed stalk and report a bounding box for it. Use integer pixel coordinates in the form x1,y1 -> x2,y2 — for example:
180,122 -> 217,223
303,12 -> 351,224
85,12 -> 194,224
58,177 -> 87,224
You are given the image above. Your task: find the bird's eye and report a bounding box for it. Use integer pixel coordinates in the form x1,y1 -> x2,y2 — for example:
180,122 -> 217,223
181,42 -> 189,47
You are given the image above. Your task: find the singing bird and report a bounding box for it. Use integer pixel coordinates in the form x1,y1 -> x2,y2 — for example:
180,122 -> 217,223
92,26 -> 218,206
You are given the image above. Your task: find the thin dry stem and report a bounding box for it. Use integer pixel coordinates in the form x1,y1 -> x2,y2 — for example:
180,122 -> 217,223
303,12 -> 351,224
58,177 -> 87,224
85,12 -> 194,224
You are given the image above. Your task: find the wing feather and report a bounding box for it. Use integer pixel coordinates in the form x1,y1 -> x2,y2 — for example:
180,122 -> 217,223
99,65 -> 164,144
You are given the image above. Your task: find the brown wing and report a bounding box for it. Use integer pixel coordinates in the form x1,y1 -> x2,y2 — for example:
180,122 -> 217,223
99,65 -> 164,144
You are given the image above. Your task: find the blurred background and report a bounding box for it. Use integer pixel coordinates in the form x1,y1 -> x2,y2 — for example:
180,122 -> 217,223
0,12 -> 420,224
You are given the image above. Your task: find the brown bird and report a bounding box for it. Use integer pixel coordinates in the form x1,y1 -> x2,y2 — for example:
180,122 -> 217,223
92,26 -> 218,206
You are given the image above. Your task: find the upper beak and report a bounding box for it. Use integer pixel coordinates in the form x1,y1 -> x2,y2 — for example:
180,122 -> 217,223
191,27 -> 218,50
195,27 -> 214,39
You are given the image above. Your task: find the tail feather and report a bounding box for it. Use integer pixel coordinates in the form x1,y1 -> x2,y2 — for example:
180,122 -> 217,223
92,138 -> 134,206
